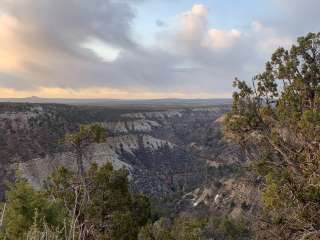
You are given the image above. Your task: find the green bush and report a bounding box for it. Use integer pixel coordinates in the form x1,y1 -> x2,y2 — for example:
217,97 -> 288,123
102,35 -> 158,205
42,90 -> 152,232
1,179 -> 66,240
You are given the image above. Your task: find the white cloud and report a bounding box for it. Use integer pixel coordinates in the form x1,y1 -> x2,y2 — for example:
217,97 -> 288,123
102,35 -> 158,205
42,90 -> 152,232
172,4 -> 242,52
251,21 -> 293,57
81,38 -> 121,62
205,29 -> 241,50
190,4 -> 209,17
176,4 -> 208,47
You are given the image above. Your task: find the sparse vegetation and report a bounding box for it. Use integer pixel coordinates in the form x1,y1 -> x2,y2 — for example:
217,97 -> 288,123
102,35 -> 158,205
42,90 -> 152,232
138,215 -> 250,240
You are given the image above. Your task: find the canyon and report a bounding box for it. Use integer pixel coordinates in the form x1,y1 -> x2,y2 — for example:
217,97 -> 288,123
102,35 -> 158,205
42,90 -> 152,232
0,102 -> 258,218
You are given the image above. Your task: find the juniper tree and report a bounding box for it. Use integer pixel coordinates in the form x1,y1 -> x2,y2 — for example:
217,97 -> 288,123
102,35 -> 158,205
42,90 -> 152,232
62,124 -> 106,177
224,32 -> 320,239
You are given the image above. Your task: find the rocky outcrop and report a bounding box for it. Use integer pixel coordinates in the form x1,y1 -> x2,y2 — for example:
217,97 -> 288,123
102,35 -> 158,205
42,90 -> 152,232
17,133 -> 177,188
0,103 -> 248,216
101,120 -> 161,133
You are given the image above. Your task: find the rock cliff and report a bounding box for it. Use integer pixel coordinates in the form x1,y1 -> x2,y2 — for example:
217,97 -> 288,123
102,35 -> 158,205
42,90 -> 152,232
0,103 -> 255,217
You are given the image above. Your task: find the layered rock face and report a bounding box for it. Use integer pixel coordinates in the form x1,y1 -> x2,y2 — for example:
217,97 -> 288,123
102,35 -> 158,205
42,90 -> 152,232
0,103 -> 252,215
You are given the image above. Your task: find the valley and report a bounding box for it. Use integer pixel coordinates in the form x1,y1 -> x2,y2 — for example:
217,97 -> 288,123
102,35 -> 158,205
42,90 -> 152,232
0,102 -> 256,219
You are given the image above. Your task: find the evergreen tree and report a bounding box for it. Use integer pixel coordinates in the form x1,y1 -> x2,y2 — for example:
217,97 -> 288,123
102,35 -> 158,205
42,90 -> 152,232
224,32 -> 320,239
1,163 -> 151,240
62,124 -> 106,177
0,179 -> 66,240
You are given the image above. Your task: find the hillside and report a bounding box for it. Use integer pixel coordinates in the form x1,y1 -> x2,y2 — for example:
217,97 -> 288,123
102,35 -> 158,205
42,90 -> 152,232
0,103 -> 257,218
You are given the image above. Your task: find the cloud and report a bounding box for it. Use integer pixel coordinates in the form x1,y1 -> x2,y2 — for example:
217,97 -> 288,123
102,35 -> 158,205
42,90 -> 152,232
2,0 -> 137,49
270,0 -> 320,36
0,86 -> 229,99
0,0 -> 139,89
156,20 -> 166,27
250,21 -> 293,58
205,29 -> 241,49
175,4 -> 209,49
1,1 -> 243,97
0,1 -> 316,98
190,4 -> 209,17
0,14 -> 27,72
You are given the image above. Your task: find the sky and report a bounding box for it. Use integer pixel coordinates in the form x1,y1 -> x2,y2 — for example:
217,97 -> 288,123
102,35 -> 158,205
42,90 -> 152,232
0,0 -> 319,99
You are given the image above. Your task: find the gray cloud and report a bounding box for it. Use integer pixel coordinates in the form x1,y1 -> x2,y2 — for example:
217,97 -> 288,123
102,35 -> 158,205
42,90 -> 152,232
0,0 -> 319,97
156,20 -> 166,27
2,0 -> 138,49
268,0 -> 320,36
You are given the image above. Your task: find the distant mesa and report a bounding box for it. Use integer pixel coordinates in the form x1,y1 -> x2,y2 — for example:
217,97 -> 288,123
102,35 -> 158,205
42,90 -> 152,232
0,96 -> 232,106
26,96 -> 41,100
